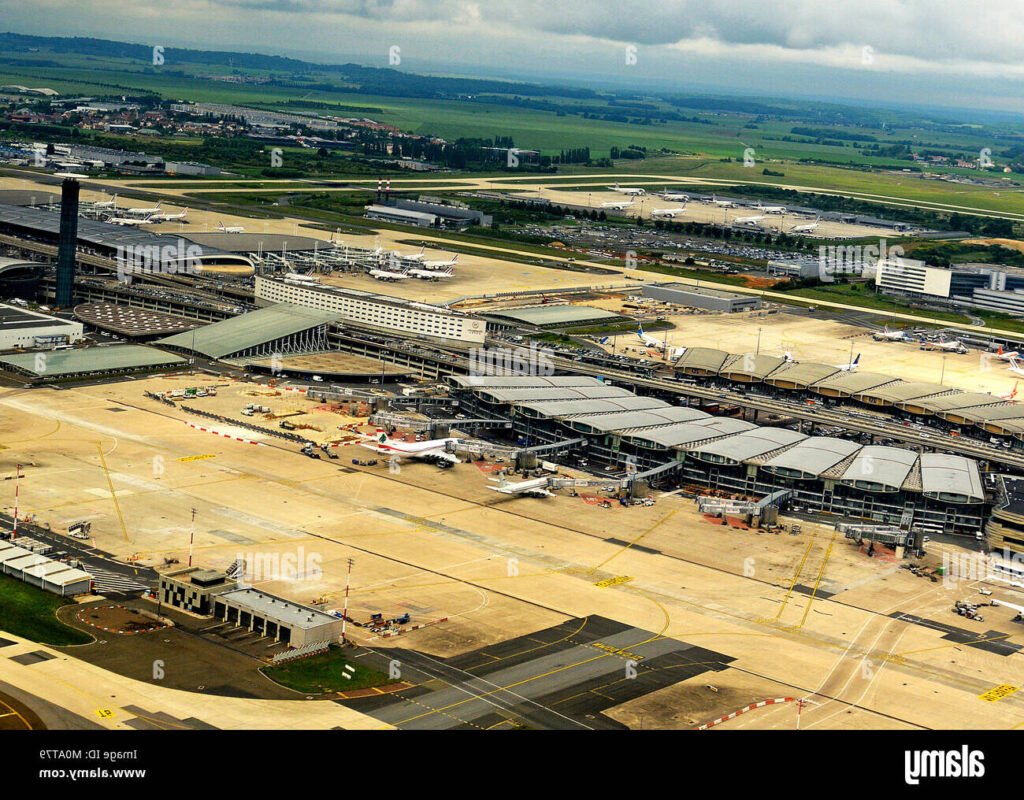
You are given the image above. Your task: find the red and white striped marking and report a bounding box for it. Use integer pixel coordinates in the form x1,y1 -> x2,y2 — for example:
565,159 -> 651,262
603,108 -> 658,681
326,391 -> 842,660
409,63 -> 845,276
184,421 -> 262,445
695,697 -> 794,730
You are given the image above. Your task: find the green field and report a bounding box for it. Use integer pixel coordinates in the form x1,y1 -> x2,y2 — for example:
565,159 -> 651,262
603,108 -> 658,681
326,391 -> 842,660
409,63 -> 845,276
0,572 -> 93,646
262,647 -> 391,693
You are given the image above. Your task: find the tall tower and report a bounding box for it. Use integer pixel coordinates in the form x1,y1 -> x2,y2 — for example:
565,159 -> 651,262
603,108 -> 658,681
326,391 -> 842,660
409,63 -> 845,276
55,178 -> 79,308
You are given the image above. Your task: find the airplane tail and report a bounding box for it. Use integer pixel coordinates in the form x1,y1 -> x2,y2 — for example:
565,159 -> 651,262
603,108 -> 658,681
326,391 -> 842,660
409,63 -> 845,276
784,351 -> 794,362
853,354 -> 861,365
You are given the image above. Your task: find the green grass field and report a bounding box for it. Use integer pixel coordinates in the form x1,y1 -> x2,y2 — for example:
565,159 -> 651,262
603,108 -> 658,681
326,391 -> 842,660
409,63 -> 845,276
262,647 -> 391,693
0,572 -> 93,646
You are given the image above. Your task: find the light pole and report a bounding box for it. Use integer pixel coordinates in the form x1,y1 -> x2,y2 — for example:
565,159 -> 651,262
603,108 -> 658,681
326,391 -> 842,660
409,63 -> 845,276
341,557 -> 354,644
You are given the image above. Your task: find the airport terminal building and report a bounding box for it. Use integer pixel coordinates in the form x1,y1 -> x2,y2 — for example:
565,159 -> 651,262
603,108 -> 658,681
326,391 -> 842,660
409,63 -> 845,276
449,375 -> 990,537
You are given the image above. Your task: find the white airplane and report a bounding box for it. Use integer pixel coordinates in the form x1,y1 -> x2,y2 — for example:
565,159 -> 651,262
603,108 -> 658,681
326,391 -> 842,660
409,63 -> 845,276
791,217 -> 821,234
53,171 -> 89,179
659,189 -> 689,202
636,324 -> 686,359
650,206 -> 687,219
369,268 -> 408,282
733,214 -> 766,227
757,202 -> 787,214
105,215 -> 154,226
993,345 -> 1020,362
149,208 -> 189,222
930,338 -> 967,354
92,194 -> 118,210
991,597 -> 1024,620
124,202 -> 162,217
608,183 -> 646,196
360,429 -> 460,467
217,221 -> 245,233
408,267 -> 453,281
710,195 -> 737,208
402,245 -> 428,262
872,326 -> 911,342
601,199 -> 635,211
420,254 -> 458,270
488,474 -> 554,498
782,351 -> 795,362
1008,357 -> 1024,378
836,353 -> 861,372
1000,382 -> 1018,401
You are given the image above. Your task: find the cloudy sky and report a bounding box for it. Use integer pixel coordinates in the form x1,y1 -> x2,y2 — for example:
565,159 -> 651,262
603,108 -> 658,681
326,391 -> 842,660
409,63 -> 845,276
6,0 -> 1024,114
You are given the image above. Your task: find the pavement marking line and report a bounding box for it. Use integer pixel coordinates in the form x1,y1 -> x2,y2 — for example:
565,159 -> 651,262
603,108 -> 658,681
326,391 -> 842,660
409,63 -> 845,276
895,632 -> 1016,658
798,532 -> 837,629
588,507 -> 680,575
774,533 -> 818,623
980,684 -> 1019,702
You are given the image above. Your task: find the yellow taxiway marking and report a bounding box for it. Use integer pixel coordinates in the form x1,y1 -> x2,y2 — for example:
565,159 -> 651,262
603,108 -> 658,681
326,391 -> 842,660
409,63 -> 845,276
594,575 -> 633,588
177,454 -> 217,462
775,533 -> 818,623
979,684 -> 1019,703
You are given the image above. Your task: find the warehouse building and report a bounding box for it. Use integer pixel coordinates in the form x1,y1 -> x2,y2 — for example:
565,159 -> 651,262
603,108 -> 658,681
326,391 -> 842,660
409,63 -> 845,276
364,204 -> 437,228
447,375 -> 989,536
213,588 -> 342,648
642,283 -> 761,313
255,275 -> 486,345
0,541 -> 92,596
0,303 -> 83,349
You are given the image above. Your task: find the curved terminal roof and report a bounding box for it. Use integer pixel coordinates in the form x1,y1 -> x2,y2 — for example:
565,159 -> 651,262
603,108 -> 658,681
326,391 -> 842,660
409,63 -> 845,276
450,375 -> 601,390
157,303 -> 339,359
765,361 -> 839,388
674,347 -> 730,374
0,344 -> 185,378
920,453 -> 984,503
811,371 -> 898,397
623,417 -> 756,450
761,437 -> 861,480
855,381 -> 951,405
514,396 -> 667,418
689,427 -> 807,465
567,406 -> 709,434
718,353 -> 787,381
475,386 -> 633,403
840,446 -> 918,492
915,392 -> 1006,414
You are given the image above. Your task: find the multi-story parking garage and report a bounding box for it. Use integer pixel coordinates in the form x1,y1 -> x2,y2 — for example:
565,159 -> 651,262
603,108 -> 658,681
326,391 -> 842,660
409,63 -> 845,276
450,375 -> 990,536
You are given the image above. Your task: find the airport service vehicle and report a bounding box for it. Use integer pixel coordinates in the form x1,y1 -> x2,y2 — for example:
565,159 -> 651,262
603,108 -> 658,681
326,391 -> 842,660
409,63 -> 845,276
359,429 -> 461,466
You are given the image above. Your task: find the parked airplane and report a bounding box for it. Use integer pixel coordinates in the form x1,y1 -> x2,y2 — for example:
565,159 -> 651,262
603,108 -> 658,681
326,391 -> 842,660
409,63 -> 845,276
92,194 -> 118,209
636,324 -> 686,359
408,267 -> 453,281
105,215 -> 154,226
608,183 -> 646,196
601,199 -> 634,211
420,253 -> 458,270
488,474 -> 554,498
124,202 -> 162,217
1000,382 -> 1019,401
791,217 -> 821,234
1008,357 -> 1024,378
930,338 -> 967,354
836,353 -> 861,372
659,189 -> 690,202
709,195 -> 737,208
757,202 -> 787,214
993,345 -> 1020,362
360,430 -> 460,466
650,206 -> 687,219
873,326 -> 911,342
733,214 -> 766,227
402,245 -> 428,262
217,221 -> 245,233
149,208 -> 189,222
369,268 -> 408,282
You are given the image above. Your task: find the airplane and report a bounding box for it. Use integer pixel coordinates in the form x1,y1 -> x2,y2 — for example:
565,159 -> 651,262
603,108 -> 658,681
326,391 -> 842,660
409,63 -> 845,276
608,183 -> 646,196
650,206 -> 687,219
408,267 -> 453,281
733,214 -> 766,227
872,326 -> 911,342
757,202 -> 787,214
360,429 -> 460,467
791,217 -> 821,234
488,474 -> 554,498
836,353 -> 861,372
105,214 -> 154,226
782,351 -> 795,362
993,345 -> 1020,362
636,324 -> 686,359
53,171 -> 89,179
1008,357 -> 1024,378
401,245 -> 428,262
420,254 -> 458,270
709,195 -> 737,208
991,597 -> 1024,621
91,194 -> 118,210
123,202 -> 162,217
369,268 -> 408,282
1000,382 -> 1018,401
217,221 -> 245,233
149,208 -> 189,222
929,337 -> 967,354
659,189 -> 690,202
601,199 -> 635,211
